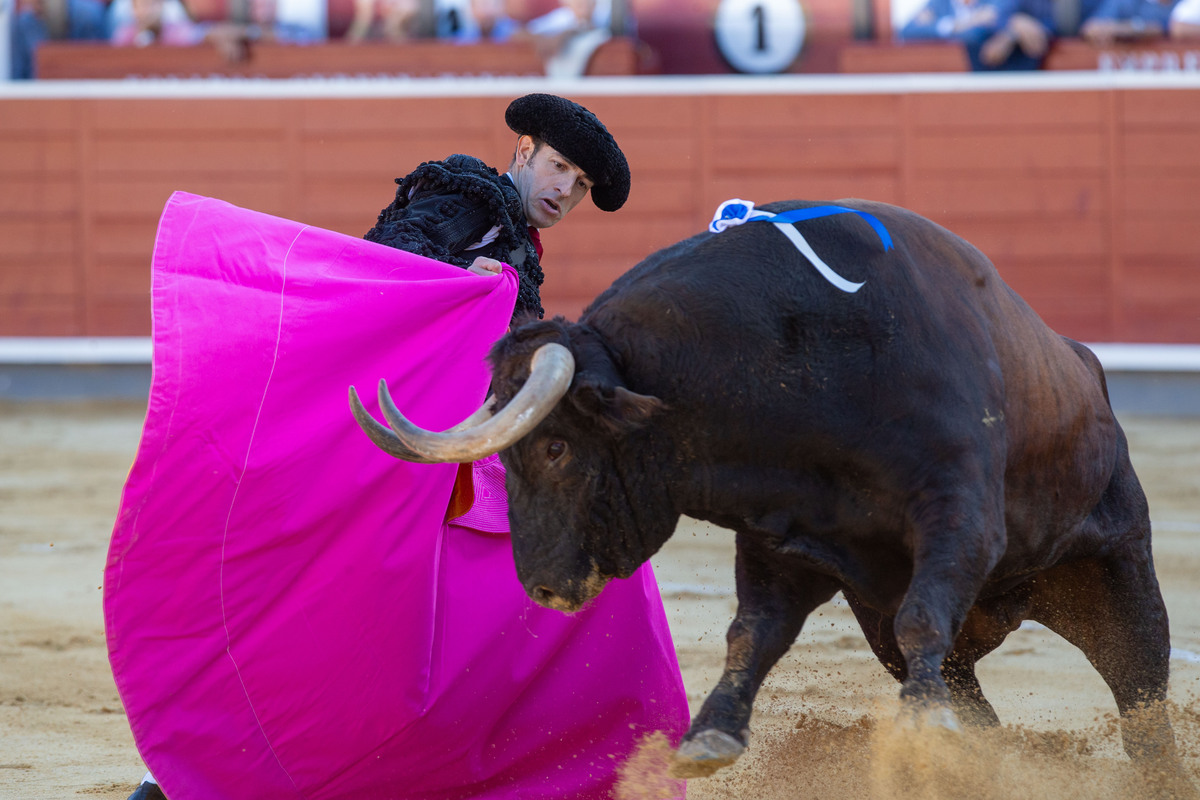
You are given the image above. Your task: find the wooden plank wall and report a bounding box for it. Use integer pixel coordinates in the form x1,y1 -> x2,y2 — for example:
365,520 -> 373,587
1,85 -> 1198,343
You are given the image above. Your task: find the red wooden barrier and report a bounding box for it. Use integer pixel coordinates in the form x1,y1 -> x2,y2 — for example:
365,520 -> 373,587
2,81 -> 1198,343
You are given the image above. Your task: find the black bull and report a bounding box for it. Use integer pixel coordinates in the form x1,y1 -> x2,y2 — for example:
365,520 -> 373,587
351,199 -> 1187,781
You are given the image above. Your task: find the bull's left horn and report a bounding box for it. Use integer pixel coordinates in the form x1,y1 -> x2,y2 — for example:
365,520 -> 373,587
349,342 -> 575,464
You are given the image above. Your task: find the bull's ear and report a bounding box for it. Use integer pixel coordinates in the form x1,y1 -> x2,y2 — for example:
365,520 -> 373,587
612,386 -> 665,426
572,374 -> 665,433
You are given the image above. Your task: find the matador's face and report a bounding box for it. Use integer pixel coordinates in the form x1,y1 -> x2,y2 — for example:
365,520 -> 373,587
511,137 -> 593,229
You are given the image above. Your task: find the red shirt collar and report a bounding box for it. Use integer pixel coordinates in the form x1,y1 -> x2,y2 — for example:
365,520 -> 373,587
527,226 -> 543,258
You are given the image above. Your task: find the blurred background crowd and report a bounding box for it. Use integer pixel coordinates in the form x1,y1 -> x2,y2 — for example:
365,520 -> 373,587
5,0 -> 1200,82
895,0 -> 1200,70
8,0 -> 621,79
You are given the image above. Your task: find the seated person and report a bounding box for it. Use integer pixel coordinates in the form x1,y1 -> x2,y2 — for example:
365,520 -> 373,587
270,0 -> 328,38
10,0 -> 108,79
898,0 -> 1054,70
239,0 -> 325,41
345,0 -> 419,41
1079,0 -> 1178,44
203,0 -> 326,62
978,0 -> 1055,67
443,0 -> 522,42
526,0 -> 610,41
525,0 -> 616,76
108,0 -> 206,46
1169,0 -> 1200,36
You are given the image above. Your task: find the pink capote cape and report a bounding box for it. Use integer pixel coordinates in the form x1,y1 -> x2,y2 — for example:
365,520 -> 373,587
104,192 -> 689,800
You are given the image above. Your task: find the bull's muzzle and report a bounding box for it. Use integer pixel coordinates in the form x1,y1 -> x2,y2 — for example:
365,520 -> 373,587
528,584 -> 583,613
523,569 -> 610,614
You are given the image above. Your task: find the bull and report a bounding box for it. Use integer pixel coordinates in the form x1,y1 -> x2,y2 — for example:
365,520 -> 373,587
350,199 -> 1187,782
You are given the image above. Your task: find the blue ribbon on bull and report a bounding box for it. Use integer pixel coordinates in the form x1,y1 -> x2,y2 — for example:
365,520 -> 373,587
709,199 -> 893,294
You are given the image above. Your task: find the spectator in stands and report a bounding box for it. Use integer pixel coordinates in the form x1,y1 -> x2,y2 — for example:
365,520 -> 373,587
345,0 -> 520,44
979,0 -> 1056,65
445,0 -> 522,42
203,0 -> 325,62
1052,0 -> 1104,35
898,0 -> 1055,70
108,0 -> 206,46
1079,0 -> 1178,43
269,0 -> 328,39
10,0 -> 108,79
1168,0 -> 1200,36
237,0 -> 325,41
525,0 -> 618,75
345,0 -> 420,41
526,0 -> 610,42
108,0 -> 321,59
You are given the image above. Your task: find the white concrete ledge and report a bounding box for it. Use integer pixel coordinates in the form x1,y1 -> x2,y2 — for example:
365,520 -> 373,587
2,72 -> 1200,102
0,337 -> 153,364
1086,344 -> 1200,372
1,337 -> 1198,370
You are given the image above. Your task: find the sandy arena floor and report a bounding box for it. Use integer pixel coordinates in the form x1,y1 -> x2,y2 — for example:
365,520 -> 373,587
2,401 -> 1199,799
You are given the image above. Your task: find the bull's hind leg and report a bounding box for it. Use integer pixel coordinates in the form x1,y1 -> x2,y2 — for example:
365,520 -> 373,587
1030,542 -> 1199,799
670,533 -> 840,779
1029,430 -> 1185,771
1030,540 -> 1177,762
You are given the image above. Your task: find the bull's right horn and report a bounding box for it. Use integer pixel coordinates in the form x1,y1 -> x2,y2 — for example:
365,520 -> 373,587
349,342 -> 575,464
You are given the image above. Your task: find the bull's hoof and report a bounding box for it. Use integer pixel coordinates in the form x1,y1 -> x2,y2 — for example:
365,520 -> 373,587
897,702 -> 963,734
668,729 -> 746,779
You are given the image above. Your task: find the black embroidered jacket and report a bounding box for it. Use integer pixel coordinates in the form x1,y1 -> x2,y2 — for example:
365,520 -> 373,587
365,154 -> 544,320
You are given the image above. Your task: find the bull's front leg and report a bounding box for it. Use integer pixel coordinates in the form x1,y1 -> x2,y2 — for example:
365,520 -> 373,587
671,533 -> 840,778
891,486 -> 1004,731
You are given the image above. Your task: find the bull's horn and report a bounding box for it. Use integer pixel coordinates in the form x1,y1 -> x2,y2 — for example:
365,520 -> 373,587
348,343 -> 575,464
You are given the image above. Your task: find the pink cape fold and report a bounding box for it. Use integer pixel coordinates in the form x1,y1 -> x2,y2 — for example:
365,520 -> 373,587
104,193 -> 689,800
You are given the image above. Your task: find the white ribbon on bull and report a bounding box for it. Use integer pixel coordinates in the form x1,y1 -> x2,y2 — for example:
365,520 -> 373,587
709,199 -> 893,294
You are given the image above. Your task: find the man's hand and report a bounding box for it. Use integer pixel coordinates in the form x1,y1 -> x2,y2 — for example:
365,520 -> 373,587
1008,12 -> 1049,57
206,23 -> 252,63
467,257 -> 504,276
980,28 -> 1016,65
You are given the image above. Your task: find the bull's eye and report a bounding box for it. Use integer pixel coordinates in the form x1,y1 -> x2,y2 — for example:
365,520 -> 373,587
546,440 -> 567,461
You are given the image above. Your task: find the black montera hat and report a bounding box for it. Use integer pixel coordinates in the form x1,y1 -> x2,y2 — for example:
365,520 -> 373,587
505,93 -> 630,212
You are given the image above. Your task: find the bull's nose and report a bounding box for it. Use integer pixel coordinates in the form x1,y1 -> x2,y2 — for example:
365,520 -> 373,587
527,583 -> 582,613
